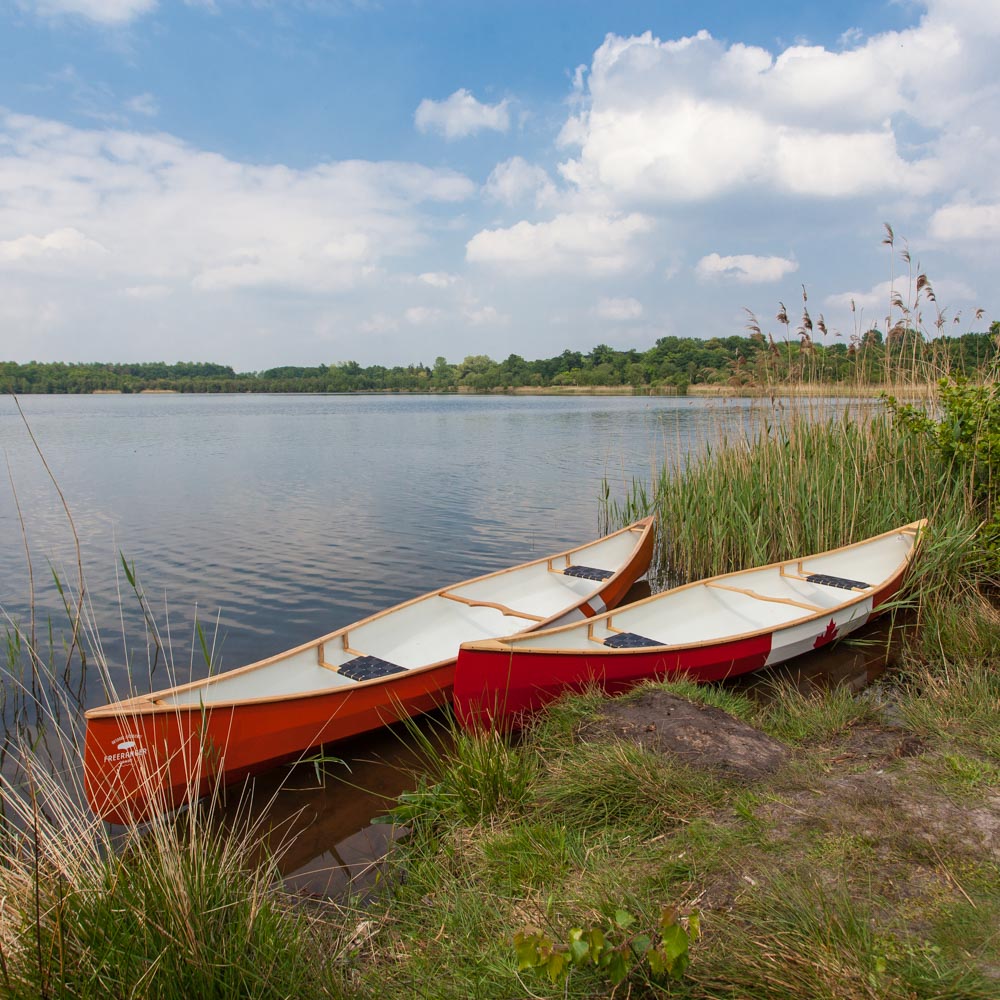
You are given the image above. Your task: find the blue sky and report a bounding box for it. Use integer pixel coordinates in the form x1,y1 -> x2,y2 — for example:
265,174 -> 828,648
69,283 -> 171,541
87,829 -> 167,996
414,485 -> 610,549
1,0 -> 997,369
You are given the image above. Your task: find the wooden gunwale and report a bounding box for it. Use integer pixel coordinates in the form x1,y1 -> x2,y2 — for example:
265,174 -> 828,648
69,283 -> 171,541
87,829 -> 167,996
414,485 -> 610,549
464,520 -> 925,657
85,516 -> 654,718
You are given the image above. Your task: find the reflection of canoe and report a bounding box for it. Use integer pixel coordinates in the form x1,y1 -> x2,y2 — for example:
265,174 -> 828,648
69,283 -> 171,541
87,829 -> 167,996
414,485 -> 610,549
454,521 -> 925,731
84,518 -> 655,823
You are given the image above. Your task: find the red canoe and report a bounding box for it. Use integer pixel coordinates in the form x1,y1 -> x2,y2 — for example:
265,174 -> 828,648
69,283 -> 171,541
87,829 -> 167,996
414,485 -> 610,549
84,518 -> 654,823
454,521 -> 925,730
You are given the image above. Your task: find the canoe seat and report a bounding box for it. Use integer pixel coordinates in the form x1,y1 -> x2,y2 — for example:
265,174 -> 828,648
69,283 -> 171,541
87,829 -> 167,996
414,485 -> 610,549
603,631 -> 663,649
805,573 -> 871,591
338,655 -> 407,682
563,565 -> 614,581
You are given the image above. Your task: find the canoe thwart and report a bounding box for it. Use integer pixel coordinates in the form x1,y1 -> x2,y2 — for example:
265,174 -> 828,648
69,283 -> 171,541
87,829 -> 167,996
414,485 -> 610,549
805,573 -> 871,591
603,631 -> 664,649
440,591 -> 545,620
562,564 -> 614,582
338,655 -> 407,682
706,581 -> 824,611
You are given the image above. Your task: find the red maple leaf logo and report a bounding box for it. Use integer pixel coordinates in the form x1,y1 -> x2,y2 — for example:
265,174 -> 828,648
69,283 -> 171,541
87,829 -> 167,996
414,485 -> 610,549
814,619 -> 839,649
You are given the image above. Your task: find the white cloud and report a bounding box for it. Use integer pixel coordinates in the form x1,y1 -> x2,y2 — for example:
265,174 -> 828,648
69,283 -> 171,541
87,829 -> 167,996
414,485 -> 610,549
126,93 -> 159,117
928,202 -> 1000,240
696,253 -> 798,284
466,211 -> 654,275
0,112 -> 474,296
930,277 -> 979,304
31,0 -> 157,25
594,297 -> 643,320
404,306 -> 442,325
0,226 -> 108,264
484,156 -> 555,206
826,276 -> 979,318
931,0 -> 1000,35
826,280 -> 900,316
122,283 -> 170,299
554,5 -> 1000,206
414,89 -> 510,140
463,304 -> 504,325
359,312 -> 399,334
418,271 -> 458,288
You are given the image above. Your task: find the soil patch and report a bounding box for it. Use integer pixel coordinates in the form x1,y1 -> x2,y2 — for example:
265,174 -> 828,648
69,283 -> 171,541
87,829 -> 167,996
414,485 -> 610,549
819,724 -> 926,769
586,690 -> 790,782
761,759 -> 1000,858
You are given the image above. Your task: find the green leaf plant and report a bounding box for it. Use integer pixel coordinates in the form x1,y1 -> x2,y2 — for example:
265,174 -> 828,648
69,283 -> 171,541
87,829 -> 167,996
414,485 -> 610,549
885,376 -> 1000,572
513,905 -> 700,989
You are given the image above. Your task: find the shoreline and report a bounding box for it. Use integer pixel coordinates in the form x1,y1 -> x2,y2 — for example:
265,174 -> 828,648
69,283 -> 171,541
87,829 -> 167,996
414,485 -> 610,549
71,382 -> 944,399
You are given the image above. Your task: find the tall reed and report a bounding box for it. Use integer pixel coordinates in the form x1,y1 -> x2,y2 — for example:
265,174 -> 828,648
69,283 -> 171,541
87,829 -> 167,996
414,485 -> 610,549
605,403 -> 981,597
0,750 -> 345,999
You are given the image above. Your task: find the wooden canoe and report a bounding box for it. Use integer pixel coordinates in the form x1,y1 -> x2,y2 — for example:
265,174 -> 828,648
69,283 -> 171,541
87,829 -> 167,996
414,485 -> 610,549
84,517 -> 654,823
454,520 -> 925,730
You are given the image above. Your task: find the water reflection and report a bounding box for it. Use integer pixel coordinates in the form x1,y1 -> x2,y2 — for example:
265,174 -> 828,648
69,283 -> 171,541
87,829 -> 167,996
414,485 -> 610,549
208,717 -> 450,902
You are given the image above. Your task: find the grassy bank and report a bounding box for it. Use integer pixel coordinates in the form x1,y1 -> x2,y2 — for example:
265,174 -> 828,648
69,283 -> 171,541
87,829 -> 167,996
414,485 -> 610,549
2,386 -> 998,998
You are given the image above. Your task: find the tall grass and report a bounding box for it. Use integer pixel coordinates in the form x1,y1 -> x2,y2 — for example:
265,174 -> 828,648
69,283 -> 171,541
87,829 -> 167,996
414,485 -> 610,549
0,759 -> 346,998
691,870 -> 997,1000
605,405 -> 982,597
896,591 -> 1000,760
384,716 -> 538,832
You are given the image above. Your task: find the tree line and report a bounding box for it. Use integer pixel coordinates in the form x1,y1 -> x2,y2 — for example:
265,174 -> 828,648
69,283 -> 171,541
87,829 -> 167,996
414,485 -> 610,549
3,325 -> 998,395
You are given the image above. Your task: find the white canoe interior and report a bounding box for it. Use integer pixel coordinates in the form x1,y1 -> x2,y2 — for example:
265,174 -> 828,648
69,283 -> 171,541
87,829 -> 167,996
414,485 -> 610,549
484,523 -> 922,654
152,524 -> 647,707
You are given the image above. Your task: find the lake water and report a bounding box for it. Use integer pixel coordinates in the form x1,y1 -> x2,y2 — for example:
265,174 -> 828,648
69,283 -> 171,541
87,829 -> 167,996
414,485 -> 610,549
0,391 -> 781,701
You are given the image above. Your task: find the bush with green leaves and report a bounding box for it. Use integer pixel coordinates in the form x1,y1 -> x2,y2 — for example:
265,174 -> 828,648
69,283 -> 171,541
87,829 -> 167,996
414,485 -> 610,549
885,377 -> 1000,572
514,905 -> 700,989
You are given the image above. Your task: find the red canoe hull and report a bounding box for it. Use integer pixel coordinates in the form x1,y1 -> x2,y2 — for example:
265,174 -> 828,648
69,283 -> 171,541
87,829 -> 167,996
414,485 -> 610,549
454,634 -> 774,729
84,662 -> 455,825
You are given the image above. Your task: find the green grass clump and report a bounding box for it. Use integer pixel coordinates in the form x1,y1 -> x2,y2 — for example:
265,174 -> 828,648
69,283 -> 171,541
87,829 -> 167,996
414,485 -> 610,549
481,822 -> 585,893
0,773 -> 347,999
754,678 -> 877,745
386,721 -> 538,833
533,739 -> 729,838
895,593 -> 1000,760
